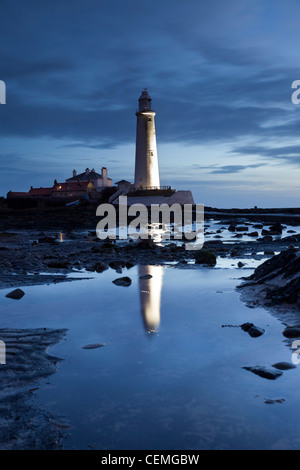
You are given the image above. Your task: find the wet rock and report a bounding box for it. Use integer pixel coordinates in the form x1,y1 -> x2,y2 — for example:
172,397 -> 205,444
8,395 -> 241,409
47,261 -> 70,269
82,343 -> 106,349
228,224 -> 236,232
264,398 -> 285,405
38,236 -> 57,244
109,260 -> 127,270
248,231 -> 259,237
264,250 -> 275,255
269,222 -> 283,234
136,238 -> 155,249
242,366 -> 283,380
272,362 -> 296,370
260,235 -> 273,242
241,322 -> 265,337
282,326 -> 300,338
236,226 -> 249,232
5,288 -> 25,300
112,276 -> 132,287
139,274 -> 153,280
238,261 -> 245,268
194,249 -> 216,265
252,224 -> 263,229
88,261 -> 109,273
125,261 -> 135,269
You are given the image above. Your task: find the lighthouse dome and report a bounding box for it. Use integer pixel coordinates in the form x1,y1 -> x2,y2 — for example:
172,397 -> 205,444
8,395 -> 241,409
138,89 -> 152,111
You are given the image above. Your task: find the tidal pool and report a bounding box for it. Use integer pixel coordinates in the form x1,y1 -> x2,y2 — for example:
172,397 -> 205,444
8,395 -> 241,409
1,263 -> 300,450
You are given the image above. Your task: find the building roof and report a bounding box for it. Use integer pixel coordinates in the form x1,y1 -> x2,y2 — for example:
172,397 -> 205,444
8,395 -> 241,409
116,179 -> 132,185
52,181 -> 90,192
28,187 -> 52,196
26,180 -> 93,197
66,171 -> 102,182
8,191 -> 29,196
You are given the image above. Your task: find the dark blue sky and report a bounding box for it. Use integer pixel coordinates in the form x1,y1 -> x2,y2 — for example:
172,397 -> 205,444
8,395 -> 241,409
1,0 -> 300,207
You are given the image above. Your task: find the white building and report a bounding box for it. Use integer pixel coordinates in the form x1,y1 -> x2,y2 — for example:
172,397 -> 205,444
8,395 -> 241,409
66,167 -> 112,191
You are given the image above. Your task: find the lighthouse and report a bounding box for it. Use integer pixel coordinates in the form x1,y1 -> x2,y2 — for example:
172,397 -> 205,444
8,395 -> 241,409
134,89 -> 160,189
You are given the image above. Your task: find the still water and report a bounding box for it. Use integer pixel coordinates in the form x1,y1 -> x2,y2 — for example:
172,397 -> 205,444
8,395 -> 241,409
1,263 -> 300,450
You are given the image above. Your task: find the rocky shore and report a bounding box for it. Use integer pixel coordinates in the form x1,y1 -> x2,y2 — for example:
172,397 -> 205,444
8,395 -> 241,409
0,328 -> 67,450
1,204 -> 300,449
0,206 -> 299,287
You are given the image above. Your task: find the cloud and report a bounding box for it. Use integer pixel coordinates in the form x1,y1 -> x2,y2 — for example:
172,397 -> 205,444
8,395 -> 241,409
231,144 -> 300,166
191,163 -> 265,174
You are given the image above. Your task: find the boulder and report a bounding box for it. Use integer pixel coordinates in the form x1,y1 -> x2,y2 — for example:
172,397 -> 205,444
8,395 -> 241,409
240,322 -> 265,337
242,365 -> 283,380
194,249 -> 216,265
47,261 -> 70,269
282,326 -> 300,338
38,236 -> 57,244
5,288 -> 25,300
272,362 -> 296,370
112,276 -> 132,287
89,262 -> 109,273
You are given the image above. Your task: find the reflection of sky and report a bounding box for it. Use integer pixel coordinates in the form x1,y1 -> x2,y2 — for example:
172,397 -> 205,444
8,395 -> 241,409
1,1 -> 300,207
2,264 -> 300,449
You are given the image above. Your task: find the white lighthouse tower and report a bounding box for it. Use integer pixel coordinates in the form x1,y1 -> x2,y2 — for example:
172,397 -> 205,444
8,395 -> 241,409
134,89 -> 160,189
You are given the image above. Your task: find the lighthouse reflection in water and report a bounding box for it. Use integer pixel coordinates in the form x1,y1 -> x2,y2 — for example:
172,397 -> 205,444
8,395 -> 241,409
138,265 -> 163,335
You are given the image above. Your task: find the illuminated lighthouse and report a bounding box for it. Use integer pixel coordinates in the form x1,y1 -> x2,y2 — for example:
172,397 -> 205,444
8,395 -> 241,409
134,89 -> 160,189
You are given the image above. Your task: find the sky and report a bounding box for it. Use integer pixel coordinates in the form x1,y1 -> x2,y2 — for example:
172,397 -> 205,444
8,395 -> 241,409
1,0 -> 300,208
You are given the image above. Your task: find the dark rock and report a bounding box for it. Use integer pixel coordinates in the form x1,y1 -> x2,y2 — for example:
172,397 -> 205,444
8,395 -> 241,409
88,262 -> 109,273
240,322 -> 265,337
125,261 -> 135,269
260,235 -> 273,241
242,366 -> 283,380
252,224 -> 263,229
236,226 -> 249,232
112,276 -> 132,287
109,260 -> 127,270
82,343 -> 106,349
238,261 -> 245,268
228,224 -> 236,232
194,249 -> 216,265
47,261 -> 70,269
282,327 -> 300,338
139,274 -> 153,280
5,288 -> 25,300
272,362 -> 296,370
136,238 -> 155,249
269,222 -> 283,234
38,236 -> 57,244
240,322 -> 254,332
248,231 -> 259,237
264,398 -> 285,405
